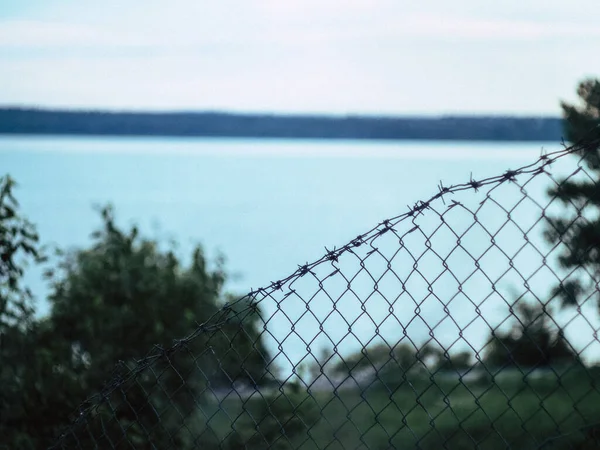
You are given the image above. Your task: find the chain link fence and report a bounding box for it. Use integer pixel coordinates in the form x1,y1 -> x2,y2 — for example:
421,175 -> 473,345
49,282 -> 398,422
51,135 -> 600,449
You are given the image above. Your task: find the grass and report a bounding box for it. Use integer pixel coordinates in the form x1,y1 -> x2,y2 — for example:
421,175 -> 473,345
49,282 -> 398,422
187,366 -> 600,449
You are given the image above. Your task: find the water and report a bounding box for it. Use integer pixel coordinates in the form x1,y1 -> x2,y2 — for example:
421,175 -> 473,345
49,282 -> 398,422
2,136 -> 598,372
1,136 -> 547,303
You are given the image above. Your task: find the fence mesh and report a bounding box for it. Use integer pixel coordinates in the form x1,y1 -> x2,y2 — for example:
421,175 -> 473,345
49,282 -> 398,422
51,135 -> 600,450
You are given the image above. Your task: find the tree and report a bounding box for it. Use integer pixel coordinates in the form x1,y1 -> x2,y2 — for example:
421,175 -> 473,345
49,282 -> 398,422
433,350 -> 472,373
560,79 -> 600,146
0,175 -> 41,329
484,302 -> 578,370
0,175 -> 55,449
1,196 -> 274,449
545,78 -> 600,310
46,206 -> 273,448
0,177 -> 76,448
332,341 -> 440,388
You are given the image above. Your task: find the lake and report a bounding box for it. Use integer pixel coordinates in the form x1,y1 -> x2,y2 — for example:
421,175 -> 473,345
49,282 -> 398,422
2,136 -> 598,374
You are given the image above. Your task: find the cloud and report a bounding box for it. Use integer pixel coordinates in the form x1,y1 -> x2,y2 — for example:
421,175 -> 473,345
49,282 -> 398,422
398,14 -> 600,40
1,9 -> 599,55
1,1 -> 598,114
0,20 -> 149,49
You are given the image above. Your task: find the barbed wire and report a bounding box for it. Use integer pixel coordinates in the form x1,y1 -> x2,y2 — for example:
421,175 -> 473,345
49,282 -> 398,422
51,132 -> 600,449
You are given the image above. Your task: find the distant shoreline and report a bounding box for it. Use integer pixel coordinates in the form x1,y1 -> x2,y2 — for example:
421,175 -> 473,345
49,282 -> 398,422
0,133 -> 561,144
0,108 -> 564,142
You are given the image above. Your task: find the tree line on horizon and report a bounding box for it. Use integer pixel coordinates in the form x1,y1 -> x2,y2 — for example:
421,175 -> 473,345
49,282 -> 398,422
0,108 -> 562,141
1,78 -> 599,448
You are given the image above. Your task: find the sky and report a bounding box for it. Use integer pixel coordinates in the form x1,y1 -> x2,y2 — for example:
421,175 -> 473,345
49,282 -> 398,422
1,0 -> 599,115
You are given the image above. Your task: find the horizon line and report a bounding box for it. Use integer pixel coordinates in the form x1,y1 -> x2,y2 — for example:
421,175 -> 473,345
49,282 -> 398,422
0,105 -> 562,120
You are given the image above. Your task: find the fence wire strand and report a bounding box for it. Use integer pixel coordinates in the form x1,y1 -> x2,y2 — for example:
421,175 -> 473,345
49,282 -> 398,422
51,133 -> 600,449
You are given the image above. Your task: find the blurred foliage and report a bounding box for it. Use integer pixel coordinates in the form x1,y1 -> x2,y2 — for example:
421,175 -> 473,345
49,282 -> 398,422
560,79 -> 600,150
484,301 -> 579,371
545,78 -> 600,311
333,342 -> 426,376
0,178 -> 278,449
0,175 -> 52,448
333,299 -> 581,390
0,174 -> 41,328
334,340 -> 473,375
